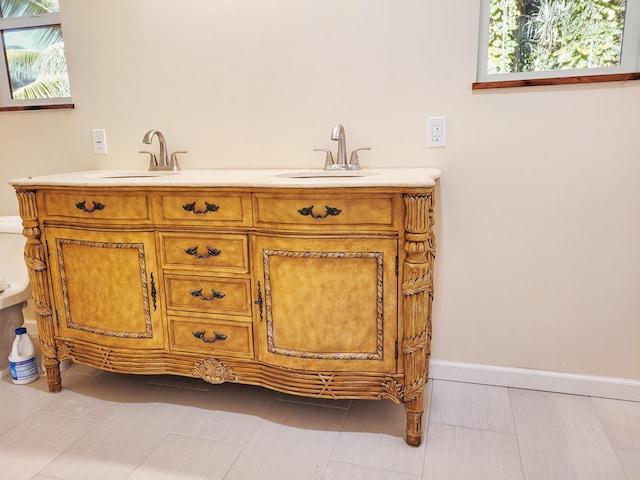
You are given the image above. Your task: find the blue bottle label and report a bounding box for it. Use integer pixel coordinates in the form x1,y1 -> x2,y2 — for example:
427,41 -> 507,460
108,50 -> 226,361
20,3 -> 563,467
9,357 -> 38,381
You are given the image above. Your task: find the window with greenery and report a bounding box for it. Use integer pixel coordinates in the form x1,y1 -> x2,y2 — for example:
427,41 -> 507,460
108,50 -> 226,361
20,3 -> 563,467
475,0 -> 640,88
0,0 -> 72,110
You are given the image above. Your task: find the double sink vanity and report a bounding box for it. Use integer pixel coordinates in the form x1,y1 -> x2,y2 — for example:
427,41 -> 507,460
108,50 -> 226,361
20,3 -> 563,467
11,166 -> 440,446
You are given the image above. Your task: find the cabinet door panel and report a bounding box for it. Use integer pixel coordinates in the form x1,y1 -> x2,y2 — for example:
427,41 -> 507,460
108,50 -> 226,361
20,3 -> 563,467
45,227 -> 163,348
253,235 -> 397,372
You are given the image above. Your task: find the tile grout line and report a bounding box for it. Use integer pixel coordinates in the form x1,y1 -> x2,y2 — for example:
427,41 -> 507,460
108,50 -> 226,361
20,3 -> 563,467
320,397 -> 353,479
506,387 -> 529,480
587,396 -> 632,480
33,411 -> 101,480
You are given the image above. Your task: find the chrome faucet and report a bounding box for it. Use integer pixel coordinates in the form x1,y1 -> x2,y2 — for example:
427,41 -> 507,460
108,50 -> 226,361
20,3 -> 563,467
331,124 -> 348,168
140,129 -> 186,171
315,124 -> 370,171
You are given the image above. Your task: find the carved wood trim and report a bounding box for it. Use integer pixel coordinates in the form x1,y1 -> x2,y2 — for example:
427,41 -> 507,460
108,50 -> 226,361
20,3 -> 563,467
381,377 -> 404,404
57,342 -> 74,360
62,339 -> 405,400
14,188 -> 62,392
402,191 -> 436,445
193,357 -> 237,384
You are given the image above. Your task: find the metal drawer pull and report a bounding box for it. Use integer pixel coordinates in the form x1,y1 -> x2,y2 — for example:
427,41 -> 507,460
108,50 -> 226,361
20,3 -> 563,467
150,273 -> 157,311
254,281 -> 263,322
75,200 -> 105,213
190,288 -> 225,301
193,331 -> 227,343
184,246 -> 221,259
182,202 -> 219,215
298,205 -> 341,219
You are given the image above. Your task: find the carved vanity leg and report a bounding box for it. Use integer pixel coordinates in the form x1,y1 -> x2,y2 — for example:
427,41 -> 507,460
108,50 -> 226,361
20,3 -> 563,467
15,189 -> 61,393
402,192 -> 436,446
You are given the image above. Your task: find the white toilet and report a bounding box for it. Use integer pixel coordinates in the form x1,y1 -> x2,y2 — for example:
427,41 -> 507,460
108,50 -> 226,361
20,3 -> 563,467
0,215 -> 32,378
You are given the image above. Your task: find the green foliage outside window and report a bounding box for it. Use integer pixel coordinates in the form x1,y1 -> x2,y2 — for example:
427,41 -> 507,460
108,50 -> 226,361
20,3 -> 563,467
488,0 -> 627,74
0,0 -> 69,100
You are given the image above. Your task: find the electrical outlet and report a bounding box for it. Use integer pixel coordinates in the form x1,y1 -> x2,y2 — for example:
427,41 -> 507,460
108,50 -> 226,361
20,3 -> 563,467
428,117 -> 447,148
92,129 -> 108,154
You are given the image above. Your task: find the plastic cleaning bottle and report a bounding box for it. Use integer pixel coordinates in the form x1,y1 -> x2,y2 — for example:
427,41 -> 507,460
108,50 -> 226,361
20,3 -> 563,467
9,327 -> 39,384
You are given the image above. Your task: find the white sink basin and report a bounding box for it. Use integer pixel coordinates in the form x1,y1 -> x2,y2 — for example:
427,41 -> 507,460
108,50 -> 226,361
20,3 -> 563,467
275,170 -> 378,179
83,170 -> 180,179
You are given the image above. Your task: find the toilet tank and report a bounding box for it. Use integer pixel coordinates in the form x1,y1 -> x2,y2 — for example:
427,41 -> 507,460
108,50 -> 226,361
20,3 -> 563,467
0,216 -> 31,309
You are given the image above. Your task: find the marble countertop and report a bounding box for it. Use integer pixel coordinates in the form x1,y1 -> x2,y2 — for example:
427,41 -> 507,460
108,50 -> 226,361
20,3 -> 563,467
11,168 -> 441,189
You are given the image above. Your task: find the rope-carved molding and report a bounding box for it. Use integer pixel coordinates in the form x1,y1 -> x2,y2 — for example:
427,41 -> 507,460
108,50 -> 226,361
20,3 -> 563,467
24,254 -> 47,272
32,299 -> 53,317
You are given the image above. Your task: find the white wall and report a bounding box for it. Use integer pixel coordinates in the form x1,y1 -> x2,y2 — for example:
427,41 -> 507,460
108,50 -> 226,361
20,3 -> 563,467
2,0 -> 639,380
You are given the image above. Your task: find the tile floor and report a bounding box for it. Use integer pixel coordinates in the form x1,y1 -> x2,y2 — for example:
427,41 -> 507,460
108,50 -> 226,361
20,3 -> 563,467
0,363 -> 639,480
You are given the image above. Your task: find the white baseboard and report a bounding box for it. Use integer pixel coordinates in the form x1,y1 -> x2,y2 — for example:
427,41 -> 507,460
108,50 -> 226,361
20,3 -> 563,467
429,360 -> 640,402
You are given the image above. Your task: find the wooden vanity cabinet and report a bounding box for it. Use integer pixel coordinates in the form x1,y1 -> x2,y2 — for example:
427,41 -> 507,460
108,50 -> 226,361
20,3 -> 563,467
14,182 -> 436,447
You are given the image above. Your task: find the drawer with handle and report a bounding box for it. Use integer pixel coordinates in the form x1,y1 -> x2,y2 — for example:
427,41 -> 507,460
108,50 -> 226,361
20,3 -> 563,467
253,192 -> 399,231
40,190 -> 151,223
159,233 -> 249,273
164,274 -> 252,316
168,315 -> 253,358
156,191 -> 252,226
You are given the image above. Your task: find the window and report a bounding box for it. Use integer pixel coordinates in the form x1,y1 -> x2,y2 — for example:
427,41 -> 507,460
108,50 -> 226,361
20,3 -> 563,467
0,0 -> 72,110
475,0 -> 640,88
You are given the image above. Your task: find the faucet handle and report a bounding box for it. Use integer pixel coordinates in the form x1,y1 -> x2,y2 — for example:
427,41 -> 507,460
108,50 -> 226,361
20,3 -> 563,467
170,150 -> 187,170
313,148 -> 334,169
139,150 -> 158,168
349,147 -> 371,170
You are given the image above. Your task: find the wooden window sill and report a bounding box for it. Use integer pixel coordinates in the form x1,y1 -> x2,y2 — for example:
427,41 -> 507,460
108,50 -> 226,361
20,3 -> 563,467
472,72 -> 640,90
0,103 -> 74,112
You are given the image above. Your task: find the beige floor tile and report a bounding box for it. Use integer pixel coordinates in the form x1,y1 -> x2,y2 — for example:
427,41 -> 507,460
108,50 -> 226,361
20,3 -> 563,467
148,373 -> 218,391
429,380 -> 516,433
330,398 -> 426,475
591,396 -> 640,451
0,377 -> 56,436
616,448 -> 640,480
62,361 -> 98,376
38,383 -> 124,422
510,388 -> 627,480
322,460 -> 421,480
0,369 -> 91,433
38,398 -> 193,480
4,366 -> 638,480
422,423 -> 523,480
275,391 -> 352,410
127,433 -> 243,480
0,412 -> 96,480
172,383 -> 278,444
41,370 -> 205,422
223,400 -> 346,480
